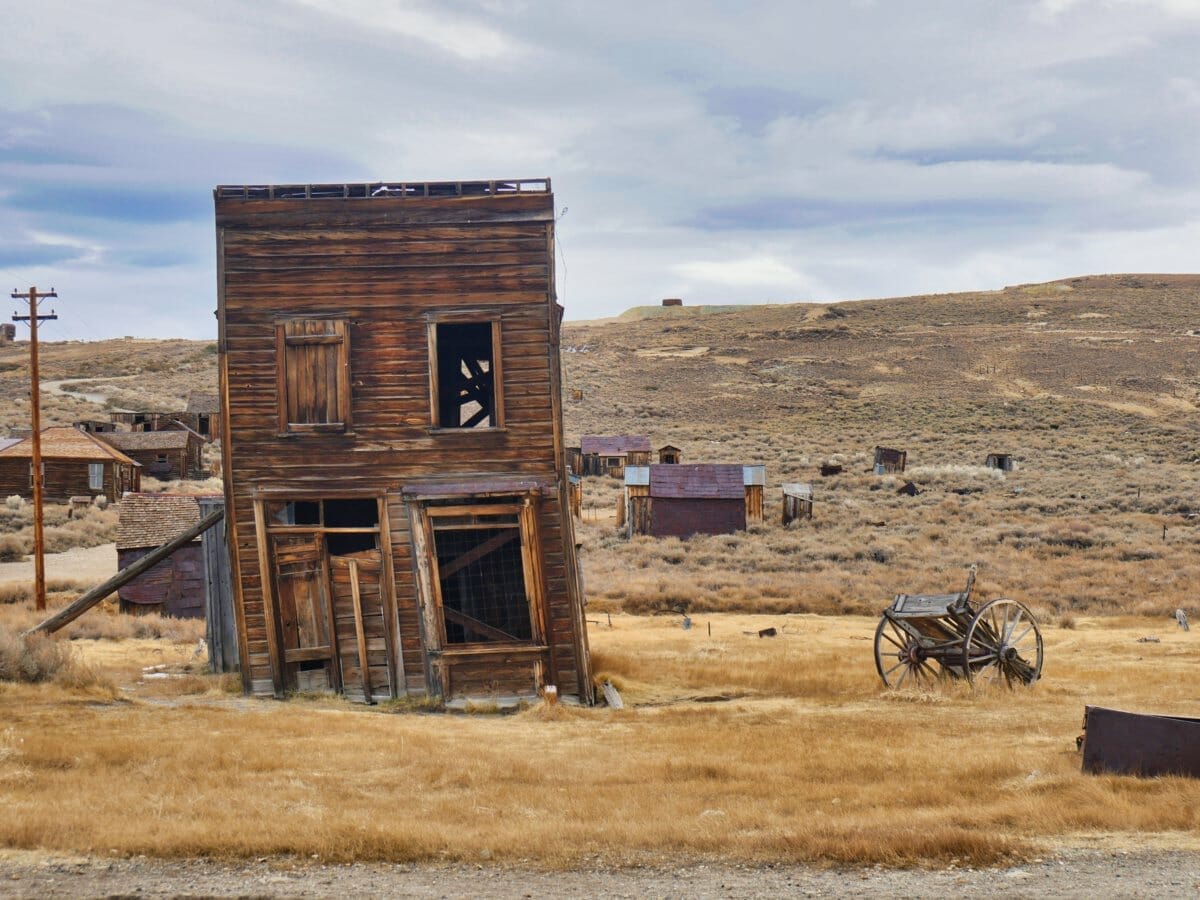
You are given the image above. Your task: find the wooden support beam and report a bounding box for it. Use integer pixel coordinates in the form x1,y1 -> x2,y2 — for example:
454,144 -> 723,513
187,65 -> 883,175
437,528 -> 517,580
26,508 -> 224,635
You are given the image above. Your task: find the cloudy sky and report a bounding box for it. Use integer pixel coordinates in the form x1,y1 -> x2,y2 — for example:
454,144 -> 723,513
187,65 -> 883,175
3,0 -> 1199,339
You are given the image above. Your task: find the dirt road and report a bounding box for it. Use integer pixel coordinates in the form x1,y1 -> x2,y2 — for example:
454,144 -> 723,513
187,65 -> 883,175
0,543 -> 115,587
1,849 -> 1198,898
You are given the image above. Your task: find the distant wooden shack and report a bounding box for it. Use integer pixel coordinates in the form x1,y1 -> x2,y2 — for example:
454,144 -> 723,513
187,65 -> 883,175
0,323 -> 15,343
873,446 -> 907,474
74,420 -> 117,434
658,444 -> 682,465
186,392 -> 222,442
568,473 -> 582,519
214,178 -> 591,705
577,435 -> 651,477
109,410 -> 186,433
819,462 -> 843,477
0,426 -> 139,503
986,453 -> 1014,472
624,463 -> 764,538
116,494 -> 207,618
97,430 -> 204,481
782,483 -> 814,524
662,298 -> 683,307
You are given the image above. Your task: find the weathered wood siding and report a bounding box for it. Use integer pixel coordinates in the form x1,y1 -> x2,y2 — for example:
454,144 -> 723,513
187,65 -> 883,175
216,186 -> 591,704
0,458 -> 127,503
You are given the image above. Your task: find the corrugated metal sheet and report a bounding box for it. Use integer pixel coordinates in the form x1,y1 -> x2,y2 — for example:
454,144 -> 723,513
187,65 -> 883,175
782,482 -> 813,499
580,434 -> 652,455
624,465 -> 650,486
652,497 -> 745,537
1081,706 -> 1200,777
743,464 -> 765,486
650,463 -> 743,499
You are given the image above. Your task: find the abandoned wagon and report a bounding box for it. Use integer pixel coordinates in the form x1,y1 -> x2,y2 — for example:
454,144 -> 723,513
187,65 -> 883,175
116,493 -> 209,618
575,435 -> 651,477
0,426 -> 140,503
97,430 -> 205,481
623,463 -> 765,538
214,178 -> 592,705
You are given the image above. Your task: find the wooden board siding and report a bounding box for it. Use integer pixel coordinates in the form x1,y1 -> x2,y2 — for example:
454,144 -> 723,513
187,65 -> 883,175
0,457 -> 127,503
216,184 -> 592,705
745,485 -> 764,525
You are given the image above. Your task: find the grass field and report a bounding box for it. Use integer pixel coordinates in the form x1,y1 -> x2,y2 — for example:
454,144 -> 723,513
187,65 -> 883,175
0,611 -> 1197,867
2,274 -> 1200,867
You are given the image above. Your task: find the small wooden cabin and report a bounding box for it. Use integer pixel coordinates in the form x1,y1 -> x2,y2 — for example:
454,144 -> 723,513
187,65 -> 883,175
0,426 -> 139,503
97,430 -> 205,480
578,435 -> 651,477
782,483 -> 813,524
116,493 -> 207,618
985,453 -> 1014,472
109,410 -> 187,433
873,446 -> 907,474
187,392 -> 222,442
74,420 -> 117,434
624,464 -> 763,538
657,444 -> 682,465
0,323 -> 15,343
215,178 -> 592,705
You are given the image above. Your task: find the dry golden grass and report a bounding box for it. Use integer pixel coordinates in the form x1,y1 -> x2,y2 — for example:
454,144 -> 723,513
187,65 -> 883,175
1,613 -> 1197,868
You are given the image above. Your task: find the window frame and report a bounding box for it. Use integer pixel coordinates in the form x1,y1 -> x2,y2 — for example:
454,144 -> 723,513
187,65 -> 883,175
87,462 -> 103,491
426,316 -> 505,431
419,498 -> 545,652
275,316 -> 353,436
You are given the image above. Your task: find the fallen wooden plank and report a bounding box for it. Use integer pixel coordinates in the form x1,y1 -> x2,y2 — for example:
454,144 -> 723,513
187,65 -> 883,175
25,508 -> 225,636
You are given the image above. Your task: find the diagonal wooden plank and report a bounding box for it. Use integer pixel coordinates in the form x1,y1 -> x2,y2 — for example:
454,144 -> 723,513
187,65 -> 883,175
437,528 -> 518,580
444,606 -> 519,643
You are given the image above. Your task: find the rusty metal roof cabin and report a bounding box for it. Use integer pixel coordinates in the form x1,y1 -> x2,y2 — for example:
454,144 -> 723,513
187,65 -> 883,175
116,493 -> 203,551
214,177 -> 592,707
580,435 -> 652,456
649,463 -> 744,499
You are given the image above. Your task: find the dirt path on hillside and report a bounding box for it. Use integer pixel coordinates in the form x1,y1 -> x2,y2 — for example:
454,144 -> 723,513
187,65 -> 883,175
0,849 -> 1198,898
0,543 -> 115,586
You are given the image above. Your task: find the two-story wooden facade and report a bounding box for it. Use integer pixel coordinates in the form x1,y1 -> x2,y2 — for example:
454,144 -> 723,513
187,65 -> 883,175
215,179 -> 592,705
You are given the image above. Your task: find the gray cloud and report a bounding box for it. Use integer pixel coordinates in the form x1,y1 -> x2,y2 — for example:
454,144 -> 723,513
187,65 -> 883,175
0,1 -> 1198,336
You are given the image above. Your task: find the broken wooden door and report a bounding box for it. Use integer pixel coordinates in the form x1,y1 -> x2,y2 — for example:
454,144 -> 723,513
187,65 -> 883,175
271,533 -> 340,692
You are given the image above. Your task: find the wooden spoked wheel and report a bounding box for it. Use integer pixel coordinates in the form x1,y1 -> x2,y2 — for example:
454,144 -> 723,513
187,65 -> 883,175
874,616 -> 938,688
963,598 -> 1043,687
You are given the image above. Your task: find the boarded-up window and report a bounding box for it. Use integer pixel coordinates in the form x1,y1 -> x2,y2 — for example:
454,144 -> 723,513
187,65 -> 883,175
276,318 -> 351,433
430,321 -> 503,428
88,463 -> 103,490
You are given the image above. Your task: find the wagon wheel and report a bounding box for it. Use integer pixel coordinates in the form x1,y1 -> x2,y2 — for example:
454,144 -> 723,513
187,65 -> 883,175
874,616 -> 938,688
963,598 -> 1043,687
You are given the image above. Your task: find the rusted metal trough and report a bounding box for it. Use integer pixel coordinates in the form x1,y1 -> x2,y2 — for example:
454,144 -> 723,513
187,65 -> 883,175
874,568 -> 1043,689
1079,706 -> 1200,778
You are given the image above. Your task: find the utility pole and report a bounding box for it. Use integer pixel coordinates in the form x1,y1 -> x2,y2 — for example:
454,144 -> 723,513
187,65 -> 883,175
12,287 -> 58,611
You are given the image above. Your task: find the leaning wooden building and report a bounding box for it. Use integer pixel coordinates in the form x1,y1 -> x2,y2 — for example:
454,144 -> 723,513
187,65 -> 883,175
214,179 -> 592,705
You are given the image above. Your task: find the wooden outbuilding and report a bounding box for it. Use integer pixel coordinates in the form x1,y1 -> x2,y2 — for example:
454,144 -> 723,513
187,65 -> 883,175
116,493 -> 207,618
624,463 -> 764,538
873,445 -> 907,474
187,392 -> 222,442
97,430 -> 205,481
214,178 -> 592,706
0,323 -> 15,343
577,435 -> 651,477
0,426 -> 140,503
985,453 -> 1014,472
74,420 -> 117,434
657,444 -> 682,465
782,483 -> 814,524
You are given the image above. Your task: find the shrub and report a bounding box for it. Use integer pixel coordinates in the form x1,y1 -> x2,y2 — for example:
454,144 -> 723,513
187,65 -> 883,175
0,627 -> 74,683
5,495 -> 23,511
0,534 -> 28,563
